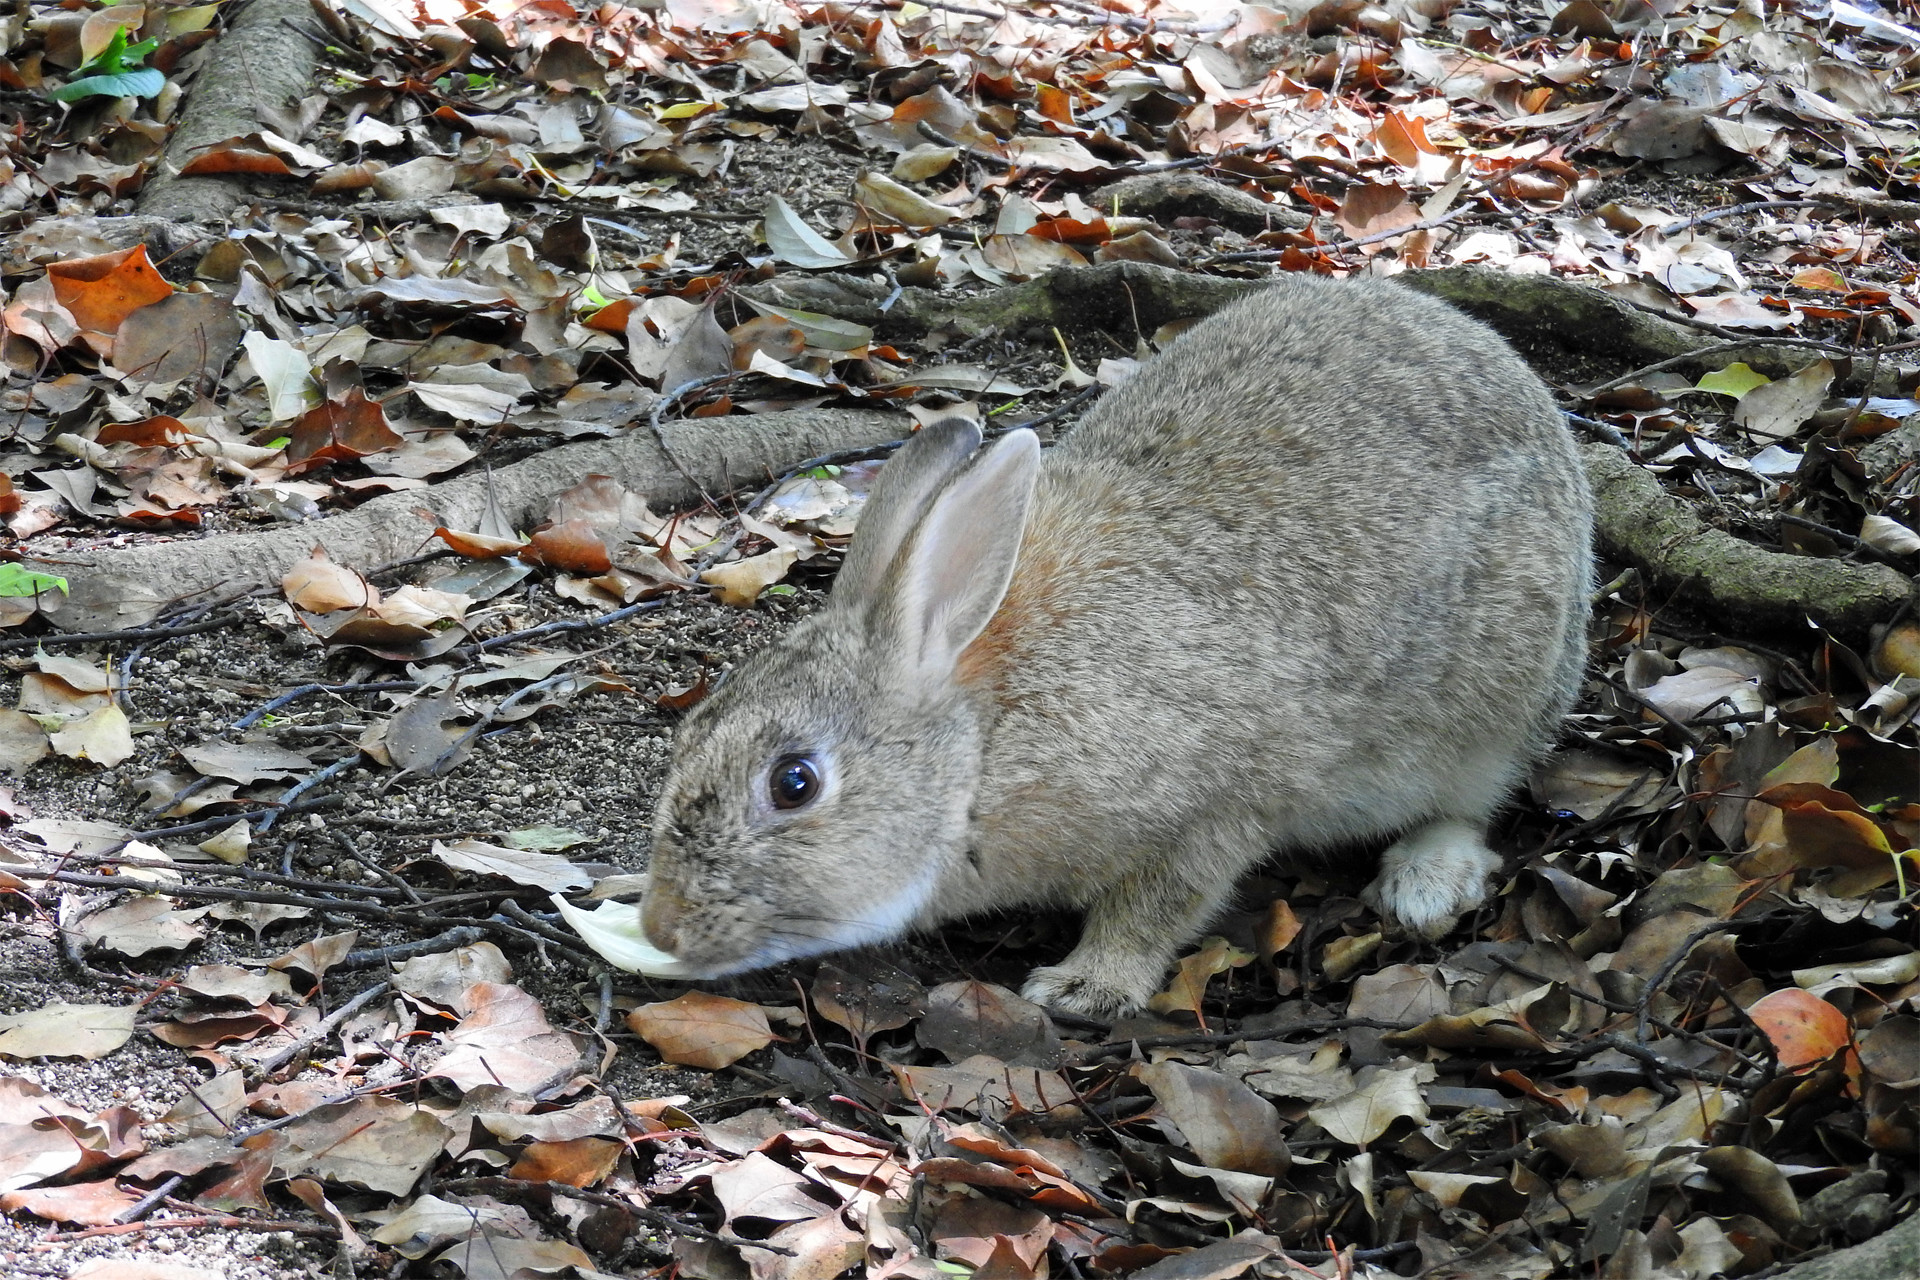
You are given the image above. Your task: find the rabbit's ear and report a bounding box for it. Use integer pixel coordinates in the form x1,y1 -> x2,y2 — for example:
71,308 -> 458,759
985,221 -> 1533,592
833,419 -> 983,608
882,428 -> 1041,677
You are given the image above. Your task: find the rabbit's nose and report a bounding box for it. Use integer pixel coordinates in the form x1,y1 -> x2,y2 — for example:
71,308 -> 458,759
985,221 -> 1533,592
640,884 -> 689,955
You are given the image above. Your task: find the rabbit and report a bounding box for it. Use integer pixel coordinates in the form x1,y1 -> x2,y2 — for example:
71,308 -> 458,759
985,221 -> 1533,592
636,273 -> 1593,1018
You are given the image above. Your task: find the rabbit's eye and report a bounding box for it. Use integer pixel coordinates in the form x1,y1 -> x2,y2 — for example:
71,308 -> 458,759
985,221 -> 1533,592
769,755 -> 821,810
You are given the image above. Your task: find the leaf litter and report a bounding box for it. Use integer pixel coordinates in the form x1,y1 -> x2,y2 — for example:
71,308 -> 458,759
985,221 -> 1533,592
0,0 -> 1916,1277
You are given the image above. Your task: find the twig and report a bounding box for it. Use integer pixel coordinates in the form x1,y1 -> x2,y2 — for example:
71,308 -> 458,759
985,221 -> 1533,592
1658,200 -> 1828,237
1068,1016 -> 1420,1062
113,1176 -> 185,1224
257,754 -> 362,834
1011,384 -> 1101,433
777,1098 -> 904,1152
27,869 -> 424,918
1563,411 -> 1631,449
231,681 -> 415,731
1576,329 -> 1920,404
451,599 -> 668,657
36,1215 -> 342,1246
1593,1034 -> 1750,1094
259,980 -> 393,1075
1201,207 -> 1473,265
0,611 -> 246,653
648,375 -> 732,497
436,1177 -> 794,1254
1635,917 -> 1766,1044
1596,673 -> 1703,749
334,925 -> 488,970
1776,513 -> 1903,564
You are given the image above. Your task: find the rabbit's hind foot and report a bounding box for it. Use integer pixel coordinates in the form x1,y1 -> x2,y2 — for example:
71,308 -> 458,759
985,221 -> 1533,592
1361,820 -> 1503,941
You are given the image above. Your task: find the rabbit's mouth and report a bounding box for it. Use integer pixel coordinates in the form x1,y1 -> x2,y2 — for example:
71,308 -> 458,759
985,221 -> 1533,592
647,865 -> 943,977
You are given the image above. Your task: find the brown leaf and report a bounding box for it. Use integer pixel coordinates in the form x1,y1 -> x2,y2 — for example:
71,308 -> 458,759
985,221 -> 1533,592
179,144 -> 295,176
701,546 -> 799,606
69,1261 -> 225,1280
628,991 -> 775,1069
0,1180 -> 141,1226
1149,937 -> 1253,1023
811,962 -> 926,1046
97,414 -> 193,447
1305,1065 -> 1430,1148
110,291 -> 246,385
284,389 -> 403,474
430,982 -> 590,1091
915,1156 -> 1106,1215
283,547 -> 375,613
1334,183 -> 1418,240
522,518 -> 616,574
709,1150 -> 831,1229
1138,1061 -> 1289,1177
892,1055 -> 1076,1121
279,1096 -> 449,1196
74,897 -> 207,959
917,980 -> 1060,1067
1258,899 -> 1303,957
268,929 -> 359,981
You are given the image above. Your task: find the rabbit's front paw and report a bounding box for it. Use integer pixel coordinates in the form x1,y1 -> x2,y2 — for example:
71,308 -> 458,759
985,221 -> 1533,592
1022,962 -> 1157,1019
1363,821 -> 1503,941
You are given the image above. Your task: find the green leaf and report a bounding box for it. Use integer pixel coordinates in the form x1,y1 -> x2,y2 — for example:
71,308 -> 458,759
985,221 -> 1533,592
53,67 -> 165,102
53,29 -> 165,101
0,565 -> 69,598
1695,362 -> 1771,398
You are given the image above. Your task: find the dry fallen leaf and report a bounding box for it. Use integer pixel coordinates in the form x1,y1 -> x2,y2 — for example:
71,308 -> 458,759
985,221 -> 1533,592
627,991 -> 775,1069
0,1003 -> 136,1061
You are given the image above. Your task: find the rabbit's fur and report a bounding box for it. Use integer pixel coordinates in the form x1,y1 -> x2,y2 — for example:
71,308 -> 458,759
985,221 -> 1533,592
641,275 -> 1593,1017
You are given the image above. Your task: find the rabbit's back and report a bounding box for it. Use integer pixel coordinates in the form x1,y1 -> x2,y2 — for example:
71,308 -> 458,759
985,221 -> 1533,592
964,276 -> 1590,902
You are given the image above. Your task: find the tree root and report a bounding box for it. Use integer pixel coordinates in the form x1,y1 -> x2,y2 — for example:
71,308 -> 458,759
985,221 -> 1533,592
1089,171 -> 1313,235
748,260 -> 1907,390
39,257 -> 1913,641
136,0 -> 322,224
1583,442 -> 1912,640
39,407 -> 902,633
1766,1214 -> 1919,1280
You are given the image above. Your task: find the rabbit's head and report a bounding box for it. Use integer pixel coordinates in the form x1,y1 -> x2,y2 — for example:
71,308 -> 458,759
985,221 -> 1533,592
639,421 -> 1041,976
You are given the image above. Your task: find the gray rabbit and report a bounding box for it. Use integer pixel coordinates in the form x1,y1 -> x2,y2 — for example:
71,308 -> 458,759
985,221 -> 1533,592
636,275 -> 1593,1017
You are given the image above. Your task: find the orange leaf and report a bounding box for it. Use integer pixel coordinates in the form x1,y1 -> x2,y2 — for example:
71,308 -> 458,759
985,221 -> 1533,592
433,527 -> 524,558
1374,111 -> 1435,167
1035,84 -> 1075,125
179,145 -> 295,177
509,1137 -> 622,1187
520,518 -> 615,574
583,298 -> 634,333
1746,988 -> 1850,1071
47,246 -> 172,337
98,415 -> 192,447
